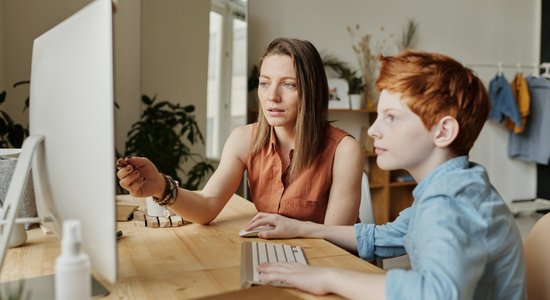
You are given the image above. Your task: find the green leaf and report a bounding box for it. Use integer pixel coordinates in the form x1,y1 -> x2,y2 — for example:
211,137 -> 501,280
141,94 -> 154,105
0,118 -> 8,135
0,111 -> 14,127
8,124 -> 25,148
0,91 -> 6,105
183,105 -> 195,113
13,80 -> 30,88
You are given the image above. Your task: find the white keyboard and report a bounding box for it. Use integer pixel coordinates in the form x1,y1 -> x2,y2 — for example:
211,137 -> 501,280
240,241 -> 308,288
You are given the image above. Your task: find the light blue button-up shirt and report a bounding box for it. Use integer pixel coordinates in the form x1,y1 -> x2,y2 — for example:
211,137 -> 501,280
355,156 -> 525,299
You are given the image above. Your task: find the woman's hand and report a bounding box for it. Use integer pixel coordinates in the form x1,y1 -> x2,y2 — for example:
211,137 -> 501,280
258,263 -> 333,296
245,212 -> 309,239
116,156 -> 164,198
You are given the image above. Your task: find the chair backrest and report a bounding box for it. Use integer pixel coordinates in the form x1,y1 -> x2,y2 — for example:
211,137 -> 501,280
524,212 -> 550,299
359,172 -> 375,223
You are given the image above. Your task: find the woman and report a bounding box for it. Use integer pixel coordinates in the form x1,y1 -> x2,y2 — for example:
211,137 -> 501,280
117,38 -> 364,225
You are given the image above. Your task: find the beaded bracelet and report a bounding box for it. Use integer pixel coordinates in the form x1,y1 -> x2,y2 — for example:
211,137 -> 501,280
153,174 -> 178,207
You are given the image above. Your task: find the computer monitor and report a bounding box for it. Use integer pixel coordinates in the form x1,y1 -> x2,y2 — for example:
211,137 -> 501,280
0,0 -> 117,286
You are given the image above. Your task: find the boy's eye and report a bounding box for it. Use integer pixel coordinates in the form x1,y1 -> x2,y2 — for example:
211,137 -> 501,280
386,114 -> 395,122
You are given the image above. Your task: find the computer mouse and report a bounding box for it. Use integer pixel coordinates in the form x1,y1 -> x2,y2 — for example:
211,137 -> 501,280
239,225 -> 274,238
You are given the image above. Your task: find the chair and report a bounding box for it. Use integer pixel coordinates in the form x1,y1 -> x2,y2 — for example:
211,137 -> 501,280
359,172 -> 375,224
360,172 -> 386,268
524,212 -> 550,299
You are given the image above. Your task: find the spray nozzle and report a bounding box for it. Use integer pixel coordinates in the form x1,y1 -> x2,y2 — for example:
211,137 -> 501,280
61,219 -> 82,256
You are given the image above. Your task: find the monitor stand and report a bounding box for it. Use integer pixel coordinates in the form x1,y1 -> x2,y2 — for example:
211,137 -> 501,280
0,135 -> 110,298
0,274 -> 109,299
0,135 -> 44,269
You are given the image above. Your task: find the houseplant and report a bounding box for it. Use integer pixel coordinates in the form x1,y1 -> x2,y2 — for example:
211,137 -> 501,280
123,94 -> 214,190
397,18 -> 419,51
0,80 -> 36,229
322,55 -> 365,109
0,81 -> 30,148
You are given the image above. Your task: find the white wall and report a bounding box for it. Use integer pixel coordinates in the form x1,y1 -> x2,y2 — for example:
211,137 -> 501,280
248,0 -> 540,203
113,0 -> 141,153
1,0 -> 91,124
141,0 -> 210,173
0,0 -> 142,153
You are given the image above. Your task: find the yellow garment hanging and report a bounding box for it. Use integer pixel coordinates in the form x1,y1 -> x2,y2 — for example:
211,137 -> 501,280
504,73 -> 530,133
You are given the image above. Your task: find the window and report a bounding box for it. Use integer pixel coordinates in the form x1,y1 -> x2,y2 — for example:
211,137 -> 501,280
206,0 -> 247,160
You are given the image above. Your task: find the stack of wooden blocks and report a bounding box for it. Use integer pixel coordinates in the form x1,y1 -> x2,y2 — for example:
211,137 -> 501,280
133,209 -> 190,228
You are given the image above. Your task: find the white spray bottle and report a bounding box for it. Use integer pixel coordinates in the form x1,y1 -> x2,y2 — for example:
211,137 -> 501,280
55,219 -> 91,300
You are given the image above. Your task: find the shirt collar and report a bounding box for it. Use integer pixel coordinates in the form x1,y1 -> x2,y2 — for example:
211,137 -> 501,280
413,155 -> 469,199
266,127 -> 295,161
267,126 -> 278,155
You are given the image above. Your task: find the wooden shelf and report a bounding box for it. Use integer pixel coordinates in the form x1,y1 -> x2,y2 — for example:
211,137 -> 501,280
364,151 -> 377,157
329,108 -> 377,113
389,181 -> 417,187
368,182 -> 385,189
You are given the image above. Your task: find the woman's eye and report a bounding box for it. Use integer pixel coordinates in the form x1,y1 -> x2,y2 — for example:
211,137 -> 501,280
258,81 -> 270,88
283,82 -> 297,89
386,114 -> 395,122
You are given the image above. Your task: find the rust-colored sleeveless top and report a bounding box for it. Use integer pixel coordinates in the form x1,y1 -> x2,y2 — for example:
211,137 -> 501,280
246,123 -> 349,224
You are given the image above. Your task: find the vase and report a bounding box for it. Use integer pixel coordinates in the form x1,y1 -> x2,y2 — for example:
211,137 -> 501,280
0,156 -> 37,231
349,94 -> 363,110
363,75 -> 379,109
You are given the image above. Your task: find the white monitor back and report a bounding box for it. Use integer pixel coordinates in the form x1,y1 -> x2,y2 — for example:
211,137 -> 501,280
29,0 -> 117,283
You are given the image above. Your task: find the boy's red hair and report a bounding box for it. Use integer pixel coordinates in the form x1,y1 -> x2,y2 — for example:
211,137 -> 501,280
376,50 -> 489,156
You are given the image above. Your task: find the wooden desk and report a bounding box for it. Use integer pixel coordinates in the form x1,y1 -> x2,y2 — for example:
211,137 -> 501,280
1,195 -> 383,299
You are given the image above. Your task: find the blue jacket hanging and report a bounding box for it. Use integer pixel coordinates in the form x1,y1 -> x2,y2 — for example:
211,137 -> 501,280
508,76 -> 550,164
488,74 -> 522,127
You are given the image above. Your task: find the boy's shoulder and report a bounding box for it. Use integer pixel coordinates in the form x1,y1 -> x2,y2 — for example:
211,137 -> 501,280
418,159 -> 495,206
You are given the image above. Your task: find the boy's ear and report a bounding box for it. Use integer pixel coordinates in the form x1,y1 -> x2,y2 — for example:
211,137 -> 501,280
433,116 -> 459,148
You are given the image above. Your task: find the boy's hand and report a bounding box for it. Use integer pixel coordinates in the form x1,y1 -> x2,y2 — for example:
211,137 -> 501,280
258,263 -> 332,295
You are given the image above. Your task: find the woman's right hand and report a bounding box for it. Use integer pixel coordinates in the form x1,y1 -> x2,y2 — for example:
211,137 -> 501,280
245,212 -> 309,239
116,156 -> 164,199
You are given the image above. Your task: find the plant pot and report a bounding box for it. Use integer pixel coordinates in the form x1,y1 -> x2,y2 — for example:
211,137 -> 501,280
349,94 -> 363,110
145,197 -> 174,217
0,155 -> 38,230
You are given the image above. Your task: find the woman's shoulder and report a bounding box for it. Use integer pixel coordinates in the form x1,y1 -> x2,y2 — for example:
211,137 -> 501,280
326,123 -> 350,138
223,124 -> 256,161
325,124 -> 361,152
229,123 -> 255,141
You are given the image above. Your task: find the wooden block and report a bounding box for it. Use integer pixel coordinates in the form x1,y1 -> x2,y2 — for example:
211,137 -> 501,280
158,217 -> 171,228
169,215 -> 183,226
145,215 -> 159,228
134,220 -> 146,227
132,211 -> 190,228
133,210 -> 146,221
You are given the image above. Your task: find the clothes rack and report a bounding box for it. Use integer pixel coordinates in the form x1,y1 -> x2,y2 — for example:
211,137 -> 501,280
467,62 -> 550,77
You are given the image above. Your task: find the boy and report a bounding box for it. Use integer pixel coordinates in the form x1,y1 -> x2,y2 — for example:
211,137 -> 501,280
245,50 -> 526,299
